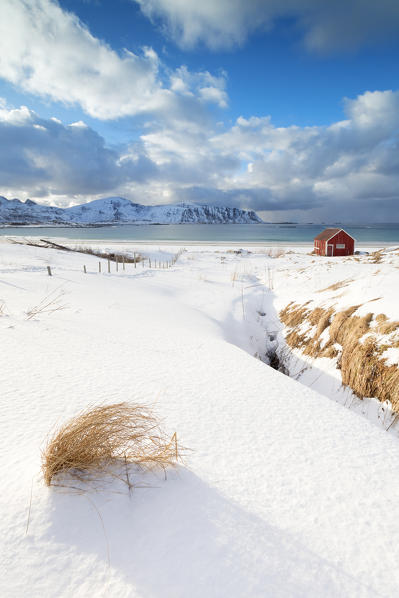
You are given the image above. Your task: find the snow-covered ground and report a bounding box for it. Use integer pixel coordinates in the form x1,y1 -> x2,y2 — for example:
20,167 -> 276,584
1,238 -> 399,597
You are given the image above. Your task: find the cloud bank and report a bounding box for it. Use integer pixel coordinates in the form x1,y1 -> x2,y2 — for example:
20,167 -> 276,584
0,0 -> 227,120
134,0 -> 399,52
1,90 -> 398,221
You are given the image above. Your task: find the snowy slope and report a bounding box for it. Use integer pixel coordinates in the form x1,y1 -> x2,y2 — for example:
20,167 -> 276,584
0,196 -> 66,224
0,196 -> 263,224
1,239 -> 399,597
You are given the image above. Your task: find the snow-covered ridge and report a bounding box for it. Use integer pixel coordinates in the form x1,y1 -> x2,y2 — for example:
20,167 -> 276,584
0,196 -> 263,225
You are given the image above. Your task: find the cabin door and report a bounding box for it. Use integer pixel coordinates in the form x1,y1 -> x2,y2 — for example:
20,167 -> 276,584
327,244 -> 334,256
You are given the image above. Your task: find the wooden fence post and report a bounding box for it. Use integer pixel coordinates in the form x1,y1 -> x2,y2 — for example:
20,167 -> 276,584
123,257 -> 125,271
108,259 -> 110,273
83,265 -> 87,274
134,252 -> 136,268
47,266 -> 52,276
99,262 -> 101,273
116,257 -> 119,272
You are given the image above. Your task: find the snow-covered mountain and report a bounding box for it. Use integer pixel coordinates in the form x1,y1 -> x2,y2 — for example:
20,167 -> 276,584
0,196 -> 263,225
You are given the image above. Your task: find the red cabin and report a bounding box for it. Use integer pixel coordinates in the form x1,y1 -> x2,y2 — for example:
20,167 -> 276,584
314,228 -> 355,257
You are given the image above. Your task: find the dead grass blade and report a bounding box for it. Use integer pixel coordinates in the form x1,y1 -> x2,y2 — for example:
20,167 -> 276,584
317,278 -> 354,293
26,287 -> 68,320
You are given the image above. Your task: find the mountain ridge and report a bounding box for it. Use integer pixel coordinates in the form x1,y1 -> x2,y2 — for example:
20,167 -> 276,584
0,196 -> 263,225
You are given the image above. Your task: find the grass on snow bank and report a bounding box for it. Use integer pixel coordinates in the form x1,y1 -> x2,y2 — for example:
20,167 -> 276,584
280,302 -> 399,409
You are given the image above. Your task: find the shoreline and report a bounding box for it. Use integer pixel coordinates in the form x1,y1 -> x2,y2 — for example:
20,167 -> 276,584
1,236 -> 397,248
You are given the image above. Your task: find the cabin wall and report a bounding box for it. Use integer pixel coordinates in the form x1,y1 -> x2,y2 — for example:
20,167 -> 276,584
314,239 -> 326,255
330,231 -> 354,256
314,231 -> 355,256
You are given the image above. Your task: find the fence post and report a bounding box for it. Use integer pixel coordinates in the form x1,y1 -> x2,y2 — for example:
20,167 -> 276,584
99,262 -> 101,273
83,265 -> 87,274
116,257 -> 119,272
47,266 -> 52,277
149,258 -> 151,268
123,257 -> 125,271
134,252 -> 136,268
108,259 -> 110,273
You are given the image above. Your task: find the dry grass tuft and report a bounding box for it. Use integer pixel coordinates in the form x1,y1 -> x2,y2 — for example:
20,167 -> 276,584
11,237 -> 143,264
280,301 -> 399,409
285,329 -> 308,349
279,302 -> 310,328
328,306 -> 362,344
320,344 -> 338,359
281,304 -> 335,358
369,250 -> 384,264
42,402 -> 182,487
375,314 -> 399,335
317,278 -> 354,293
341,338 -> 399,407
26,288 -> 68,320
332,311 -> 373,350
73,245 -> 142,264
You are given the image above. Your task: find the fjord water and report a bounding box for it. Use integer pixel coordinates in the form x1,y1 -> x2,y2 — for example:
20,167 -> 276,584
1,223 -> 399,244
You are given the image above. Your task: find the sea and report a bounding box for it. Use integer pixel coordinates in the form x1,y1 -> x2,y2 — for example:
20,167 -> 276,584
1,223 -> 399,245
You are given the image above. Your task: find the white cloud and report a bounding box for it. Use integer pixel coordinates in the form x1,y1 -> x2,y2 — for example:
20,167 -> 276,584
0,0 -> 228,120
135,0 -> 272,50
0,102 -> 126,197
1,90 -> 399,221
169,66 -> 228,107
344,90 -> 399,131
135,0 -> 399,52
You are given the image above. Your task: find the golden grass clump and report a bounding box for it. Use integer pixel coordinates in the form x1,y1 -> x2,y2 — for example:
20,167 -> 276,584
328,305 -> 362,344
341,338 -> 399,408
285,329 -> 308,349
281,304 -> 335,357
42,402 -> 182,487
280,301 -> 399,410
279,302 -> 310,329
375,314 -> 399,335
370,250 -> 384,264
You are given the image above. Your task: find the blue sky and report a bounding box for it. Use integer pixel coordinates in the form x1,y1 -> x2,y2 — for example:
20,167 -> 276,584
0,0 -> 398,222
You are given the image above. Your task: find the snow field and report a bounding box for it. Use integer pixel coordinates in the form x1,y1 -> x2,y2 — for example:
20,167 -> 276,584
1,240 -> 399,597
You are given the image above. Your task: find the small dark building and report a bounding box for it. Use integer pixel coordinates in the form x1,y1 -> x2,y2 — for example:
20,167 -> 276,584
314,228 -> 355,256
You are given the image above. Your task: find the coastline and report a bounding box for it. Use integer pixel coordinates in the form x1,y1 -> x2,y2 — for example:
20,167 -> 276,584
1,236 -> 397,248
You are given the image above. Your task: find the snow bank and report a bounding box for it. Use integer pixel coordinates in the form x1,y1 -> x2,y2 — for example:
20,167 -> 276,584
1,240 -> 399,597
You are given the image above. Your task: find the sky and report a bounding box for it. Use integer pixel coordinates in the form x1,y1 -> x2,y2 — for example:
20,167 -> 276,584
0,0 -> 398,222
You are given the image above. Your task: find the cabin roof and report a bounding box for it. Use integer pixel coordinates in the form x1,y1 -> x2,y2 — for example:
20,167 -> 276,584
314,228 -> 354,242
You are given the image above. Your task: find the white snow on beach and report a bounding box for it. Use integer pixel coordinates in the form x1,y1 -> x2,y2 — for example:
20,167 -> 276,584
1,238 -> 399,597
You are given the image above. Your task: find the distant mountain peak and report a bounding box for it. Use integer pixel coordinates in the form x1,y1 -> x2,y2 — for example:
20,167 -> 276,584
0,195 -> 263,225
